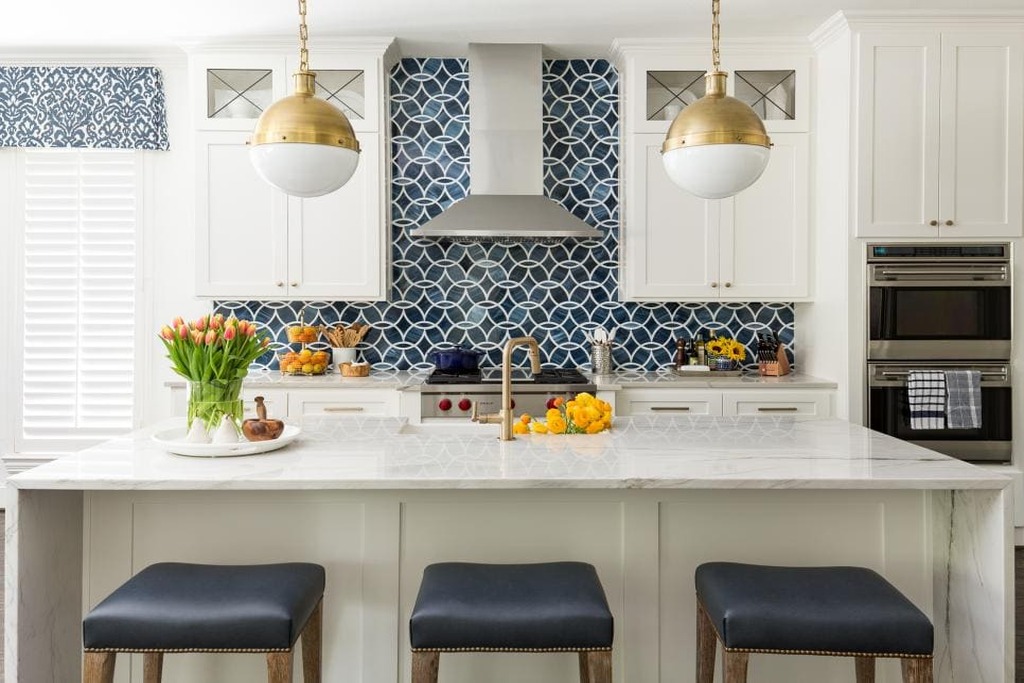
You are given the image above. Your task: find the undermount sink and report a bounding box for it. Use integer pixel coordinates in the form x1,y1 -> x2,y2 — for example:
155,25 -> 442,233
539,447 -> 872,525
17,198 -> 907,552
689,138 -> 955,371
398,422 -> 495,436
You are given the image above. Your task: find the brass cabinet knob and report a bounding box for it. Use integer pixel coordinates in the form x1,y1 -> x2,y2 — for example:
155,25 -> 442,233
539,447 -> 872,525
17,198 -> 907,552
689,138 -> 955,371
945,219 -> 954,226
710,282 -> 718,288
291,282 -> 299,287
275,281 -> 284,287
724,282 -> 732,288
929,220 -> 938,226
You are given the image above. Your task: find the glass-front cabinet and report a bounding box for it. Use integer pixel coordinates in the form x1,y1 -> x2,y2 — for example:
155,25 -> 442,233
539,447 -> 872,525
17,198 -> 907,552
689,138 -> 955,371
189,40 -> 397,300
613,42 -> 810,135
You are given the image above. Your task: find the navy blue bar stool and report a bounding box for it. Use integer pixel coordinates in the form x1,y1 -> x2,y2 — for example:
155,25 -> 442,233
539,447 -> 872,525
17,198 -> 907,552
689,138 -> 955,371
695,562 -> 934,682
410,562 -> 614,682
82,562 -> 325,683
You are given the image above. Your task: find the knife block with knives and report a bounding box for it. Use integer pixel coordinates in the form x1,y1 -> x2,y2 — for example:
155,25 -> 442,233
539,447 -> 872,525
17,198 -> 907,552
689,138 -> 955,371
757,331 -> 791,377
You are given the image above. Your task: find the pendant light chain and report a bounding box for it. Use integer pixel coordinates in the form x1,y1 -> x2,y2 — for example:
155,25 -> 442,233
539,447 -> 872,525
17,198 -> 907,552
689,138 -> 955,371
711,0 -> 721,72
298,0 -> 310,73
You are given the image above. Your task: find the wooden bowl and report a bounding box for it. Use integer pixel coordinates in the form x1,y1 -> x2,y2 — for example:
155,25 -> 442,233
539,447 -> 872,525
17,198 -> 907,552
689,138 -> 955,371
339,362 -> 370,377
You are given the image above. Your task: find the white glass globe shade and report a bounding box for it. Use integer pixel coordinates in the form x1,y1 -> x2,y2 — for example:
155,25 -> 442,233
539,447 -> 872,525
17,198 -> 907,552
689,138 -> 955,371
662,143 -> 771,200
249,143 -> 360,198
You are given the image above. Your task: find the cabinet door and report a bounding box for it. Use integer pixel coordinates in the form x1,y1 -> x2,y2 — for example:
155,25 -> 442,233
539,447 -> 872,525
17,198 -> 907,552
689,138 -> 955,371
196,131 -> 288,298
190,54 -> 288,131
721,133 -> 809,300
938,32 -> 1024,237
722,390 -> 832,417
855,31 -> 941,238
287,389 -> 400,417
287,132 -> 385,300
618,389 -> 723,417
621,134 -> 720,301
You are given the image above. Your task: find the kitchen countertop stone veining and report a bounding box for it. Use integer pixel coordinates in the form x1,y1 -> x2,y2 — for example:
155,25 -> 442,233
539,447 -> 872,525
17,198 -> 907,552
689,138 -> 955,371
11,416 -> 1007,492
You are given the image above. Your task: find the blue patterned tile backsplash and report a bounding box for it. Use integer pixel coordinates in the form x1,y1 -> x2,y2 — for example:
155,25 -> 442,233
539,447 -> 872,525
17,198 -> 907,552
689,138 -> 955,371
216,58 -> 795,372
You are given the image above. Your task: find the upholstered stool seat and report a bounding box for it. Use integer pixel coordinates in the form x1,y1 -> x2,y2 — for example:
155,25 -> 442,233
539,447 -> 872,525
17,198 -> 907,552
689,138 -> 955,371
410,562 -> 613,682
695,562 -> 933,683
82,562 -> 325,683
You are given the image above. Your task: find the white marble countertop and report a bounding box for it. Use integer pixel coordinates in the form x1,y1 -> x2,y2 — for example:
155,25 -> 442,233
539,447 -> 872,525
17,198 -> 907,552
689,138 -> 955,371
11,416 -> 1008,492
587,370 -> 838,390
165,369 -> 430,390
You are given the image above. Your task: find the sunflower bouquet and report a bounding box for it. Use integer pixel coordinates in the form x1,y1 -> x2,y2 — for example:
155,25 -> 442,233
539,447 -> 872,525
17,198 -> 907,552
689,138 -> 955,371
514,392 -> 613,435
704,335 -> 746,370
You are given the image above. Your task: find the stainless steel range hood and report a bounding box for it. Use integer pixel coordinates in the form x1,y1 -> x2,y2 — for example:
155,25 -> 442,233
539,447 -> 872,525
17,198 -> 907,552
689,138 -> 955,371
409,44 -> 601,242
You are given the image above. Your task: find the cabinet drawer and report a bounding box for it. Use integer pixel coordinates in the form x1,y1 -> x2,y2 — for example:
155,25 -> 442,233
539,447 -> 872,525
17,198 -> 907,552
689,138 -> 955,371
241,389 -> 288,420
618,390 -> 723,417
287,389 -> 400,417
722,390 -> 831,417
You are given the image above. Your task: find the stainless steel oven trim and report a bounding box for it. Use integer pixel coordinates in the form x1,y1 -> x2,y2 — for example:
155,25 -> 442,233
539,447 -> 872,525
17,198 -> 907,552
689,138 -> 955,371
868,263 -> 1009,286
901,440 -> 1012,462
867,340 -> 1012,361
866,242 -> 1012,262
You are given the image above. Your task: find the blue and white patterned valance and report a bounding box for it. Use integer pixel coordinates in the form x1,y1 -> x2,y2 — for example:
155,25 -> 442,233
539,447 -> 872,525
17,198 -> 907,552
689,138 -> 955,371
0,66 -> 169,150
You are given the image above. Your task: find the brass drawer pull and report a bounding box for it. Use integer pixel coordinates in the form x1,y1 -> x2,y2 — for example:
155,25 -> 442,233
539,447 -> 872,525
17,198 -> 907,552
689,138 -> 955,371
756,406 -> 800,412
323,407 -> 364,413
651,406 -> 691,412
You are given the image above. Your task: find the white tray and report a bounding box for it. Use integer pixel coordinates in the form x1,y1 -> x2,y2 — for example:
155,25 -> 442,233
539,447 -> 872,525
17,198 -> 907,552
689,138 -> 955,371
152,424 -> 301,458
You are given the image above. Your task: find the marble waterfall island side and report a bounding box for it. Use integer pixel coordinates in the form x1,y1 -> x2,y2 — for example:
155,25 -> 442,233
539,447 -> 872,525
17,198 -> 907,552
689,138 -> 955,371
7,416 -> 1012,683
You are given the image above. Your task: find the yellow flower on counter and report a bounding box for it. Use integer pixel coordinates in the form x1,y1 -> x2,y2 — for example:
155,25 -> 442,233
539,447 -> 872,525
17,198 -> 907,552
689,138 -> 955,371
585,421 -> 606,434
520,391 -> 613,435
531,422 -> 549,434
513,421 -> 529,435
548,416 -> 568,434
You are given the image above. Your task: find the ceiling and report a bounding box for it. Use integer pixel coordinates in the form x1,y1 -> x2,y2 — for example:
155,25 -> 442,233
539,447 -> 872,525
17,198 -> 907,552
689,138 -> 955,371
4,0 -> 1022,56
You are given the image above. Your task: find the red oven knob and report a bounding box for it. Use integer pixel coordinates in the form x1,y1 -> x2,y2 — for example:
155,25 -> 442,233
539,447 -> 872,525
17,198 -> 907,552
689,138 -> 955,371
438,398 -> 452,412
458,398 -> 472,412
510,399 -> 516,410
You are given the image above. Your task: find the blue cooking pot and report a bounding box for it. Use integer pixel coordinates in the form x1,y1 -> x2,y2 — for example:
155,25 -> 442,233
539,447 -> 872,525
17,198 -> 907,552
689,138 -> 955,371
429,346 -> 485,371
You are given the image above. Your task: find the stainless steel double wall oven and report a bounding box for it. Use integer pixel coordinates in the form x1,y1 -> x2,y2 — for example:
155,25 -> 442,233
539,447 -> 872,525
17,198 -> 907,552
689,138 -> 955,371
866,243 -> 1012,462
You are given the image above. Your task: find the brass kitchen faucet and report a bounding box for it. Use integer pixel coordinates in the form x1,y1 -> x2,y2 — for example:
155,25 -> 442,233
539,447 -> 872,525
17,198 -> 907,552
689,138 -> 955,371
471,336 -> 542,440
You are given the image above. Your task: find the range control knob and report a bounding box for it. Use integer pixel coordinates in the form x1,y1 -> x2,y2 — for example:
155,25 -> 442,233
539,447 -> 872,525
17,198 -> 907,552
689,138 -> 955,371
438,398 -> 452,412
510,399 -> 516,410
458,398 -> 472,412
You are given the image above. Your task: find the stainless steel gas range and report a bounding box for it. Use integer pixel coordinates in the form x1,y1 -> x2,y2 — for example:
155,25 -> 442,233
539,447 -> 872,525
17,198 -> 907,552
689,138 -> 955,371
420,368 -> 596,419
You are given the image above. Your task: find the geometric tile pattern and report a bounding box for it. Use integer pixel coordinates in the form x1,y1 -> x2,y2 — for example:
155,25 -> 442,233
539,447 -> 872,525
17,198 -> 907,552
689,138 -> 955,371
216,58 -> 795,372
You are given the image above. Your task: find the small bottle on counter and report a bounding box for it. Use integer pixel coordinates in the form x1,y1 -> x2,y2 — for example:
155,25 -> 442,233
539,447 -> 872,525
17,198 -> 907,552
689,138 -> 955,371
695,332 -> 706,366
688,339 -> 699,365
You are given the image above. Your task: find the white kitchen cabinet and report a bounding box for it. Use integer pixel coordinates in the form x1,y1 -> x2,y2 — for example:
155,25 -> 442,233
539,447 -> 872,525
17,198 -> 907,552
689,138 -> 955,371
854,29 -> 1023,238
287,389 -> 400,417
621,133 -> 809,301
190,40 -> 396,300
617,389 -> 723,416
722,390 -> 832,417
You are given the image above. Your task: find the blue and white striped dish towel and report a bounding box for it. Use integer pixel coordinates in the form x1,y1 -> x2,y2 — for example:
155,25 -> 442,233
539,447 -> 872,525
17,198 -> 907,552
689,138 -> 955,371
907,371 -> 946,430
945,370 -> 981,429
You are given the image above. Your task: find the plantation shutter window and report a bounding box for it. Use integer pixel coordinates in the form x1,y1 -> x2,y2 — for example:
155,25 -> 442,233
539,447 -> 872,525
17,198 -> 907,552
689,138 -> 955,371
18,149 -> 139,448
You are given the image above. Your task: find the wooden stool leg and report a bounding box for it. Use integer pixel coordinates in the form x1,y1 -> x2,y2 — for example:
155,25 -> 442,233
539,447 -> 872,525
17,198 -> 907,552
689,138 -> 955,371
582,651 -> 612,683
578,651 -> 590,683
696,601 -> 717,683
143,652 -> 164,683
412,651 -> 440,683
901,657 -> 933,683
83,652 -> 116,683
267,650 -> 294,683
300,600 -> 323,683
723,650 -> 749,683
855,656 -> 875,683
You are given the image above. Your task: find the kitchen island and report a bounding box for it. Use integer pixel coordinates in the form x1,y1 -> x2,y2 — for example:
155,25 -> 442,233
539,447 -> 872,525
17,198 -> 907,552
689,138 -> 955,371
6,416 -> 1012,683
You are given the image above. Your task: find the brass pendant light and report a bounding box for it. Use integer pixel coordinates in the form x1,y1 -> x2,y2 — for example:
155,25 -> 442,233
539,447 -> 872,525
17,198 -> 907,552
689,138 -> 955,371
248,0 -> 361,198
661,0 -> 771,199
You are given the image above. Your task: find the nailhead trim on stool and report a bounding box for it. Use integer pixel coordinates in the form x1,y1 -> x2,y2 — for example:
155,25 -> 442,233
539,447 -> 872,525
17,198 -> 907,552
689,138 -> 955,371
694,562 -> 934,683
81,562 -> 325,683
409,562 -> 614,683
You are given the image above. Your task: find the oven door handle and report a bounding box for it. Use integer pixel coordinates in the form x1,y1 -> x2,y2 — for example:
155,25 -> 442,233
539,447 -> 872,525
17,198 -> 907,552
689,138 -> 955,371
870,369 -> 1010,387
870,266 -> 1008,283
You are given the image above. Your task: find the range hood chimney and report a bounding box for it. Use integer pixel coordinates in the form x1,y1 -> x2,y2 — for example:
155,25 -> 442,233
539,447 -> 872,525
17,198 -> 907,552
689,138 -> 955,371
409,44 -> 601,242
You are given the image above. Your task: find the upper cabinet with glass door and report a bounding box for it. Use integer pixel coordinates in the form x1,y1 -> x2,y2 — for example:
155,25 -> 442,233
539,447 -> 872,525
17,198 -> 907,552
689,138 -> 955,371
190,40 -> 389,134
612,41 -> 810,135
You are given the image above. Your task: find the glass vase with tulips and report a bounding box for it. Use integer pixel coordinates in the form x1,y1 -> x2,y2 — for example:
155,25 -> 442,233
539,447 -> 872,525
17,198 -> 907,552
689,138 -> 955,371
159,314 -> 269,435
